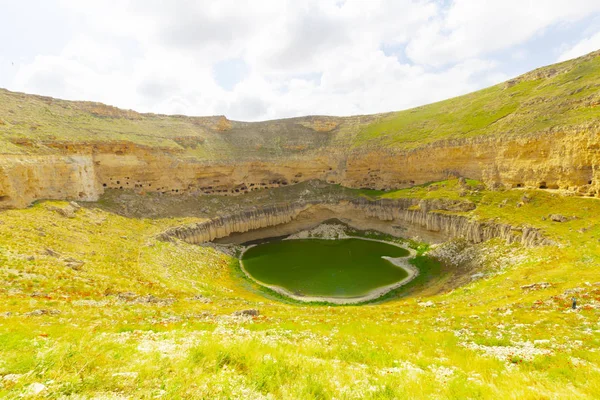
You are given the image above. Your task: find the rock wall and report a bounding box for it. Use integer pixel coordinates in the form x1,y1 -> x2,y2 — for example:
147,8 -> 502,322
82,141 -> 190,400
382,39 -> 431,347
1,126 -> 599,209
344,127 -> 600,195
0,155 -> 100,208
157,198 -> 550,247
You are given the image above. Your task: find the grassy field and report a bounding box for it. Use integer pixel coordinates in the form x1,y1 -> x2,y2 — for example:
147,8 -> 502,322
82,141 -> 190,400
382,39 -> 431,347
1,181 -> 600,398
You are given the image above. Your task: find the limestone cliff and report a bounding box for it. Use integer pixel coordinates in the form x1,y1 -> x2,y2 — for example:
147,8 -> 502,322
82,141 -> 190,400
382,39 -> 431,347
1,51 -> 600,209
158,198 -> 550,247
1,124 -> 599,209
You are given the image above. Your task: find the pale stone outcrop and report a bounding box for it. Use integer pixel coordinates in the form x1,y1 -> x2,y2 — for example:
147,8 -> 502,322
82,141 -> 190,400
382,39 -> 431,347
158,198 -> 550,247
1,125 -> 599,209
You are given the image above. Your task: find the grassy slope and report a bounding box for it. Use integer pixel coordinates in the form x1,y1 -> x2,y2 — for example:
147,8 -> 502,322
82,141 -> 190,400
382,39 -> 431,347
1,51 -> 600,158
2,184 -> 600,398
354,52 -> 600,149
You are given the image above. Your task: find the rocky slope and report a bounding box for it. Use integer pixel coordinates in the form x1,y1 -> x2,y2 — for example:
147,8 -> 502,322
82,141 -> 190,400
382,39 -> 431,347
158,197 -> 550,247
1,51 -> 600,209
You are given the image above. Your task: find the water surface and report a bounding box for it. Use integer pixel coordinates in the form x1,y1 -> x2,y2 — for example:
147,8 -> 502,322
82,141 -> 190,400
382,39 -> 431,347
241,238 -> 409,298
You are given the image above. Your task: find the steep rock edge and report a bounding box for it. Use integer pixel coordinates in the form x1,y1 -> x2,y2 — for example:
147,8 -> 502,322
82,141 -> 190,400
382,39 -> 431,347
157,198 -> 551,247
1,126 -> 599,209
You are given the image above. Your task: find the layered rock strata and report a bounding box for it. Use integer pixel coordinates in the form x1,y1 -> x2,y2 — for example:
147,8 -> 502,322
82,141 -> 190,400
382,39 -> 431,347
158,198 -> 550,247
1,126 -> 599,209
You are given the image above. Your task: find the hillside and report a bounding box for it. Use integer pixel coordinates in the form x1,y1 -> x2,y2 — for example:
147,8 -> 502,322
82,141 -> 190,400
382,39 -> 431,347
1,51 -> 600,399
1,51 -> 599,156
2,51 -> 600,210
2,179 -> 600,398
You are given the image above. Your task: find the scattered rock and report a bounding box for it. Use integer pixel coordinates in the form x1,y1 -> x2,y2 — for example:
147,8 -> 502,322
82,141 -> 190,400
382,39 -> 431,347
2,374 -> 23,383
47,204 -> 77,218
549,214 -> 568,222
564,287 -> 585,295
191,311 -> 214,319
462,341 -> 553,363
287,223 -> 350,240
44,248 -> 61,257
115,292 -> 138,301
135,295 -> 175,306
521,282 -> 552,291
233,309 -> 260,317
418,301 -> 435,308
114,292 -> 175,306
189,294 -> 212,303
25,382 -> 47,396
470,273 -> 485,280
487,182 -> 505,191
25,309 -> 61,317
63,257 -> 85,270
72,299 -> 108,307
69,201 -> 81,209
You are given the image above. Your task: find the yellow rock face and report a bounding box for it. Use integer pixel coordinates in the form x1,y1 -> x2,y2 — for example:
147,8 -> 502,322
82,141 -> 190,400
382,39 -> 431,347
0,126 -> 598,209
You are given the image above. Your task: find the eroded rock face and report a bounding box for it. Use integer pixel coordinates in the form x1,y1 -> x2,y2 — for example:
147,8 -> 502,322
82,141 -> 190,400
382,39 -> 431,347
1,127 -> 599,209
343,127 -> 600,194
0,124 -> 599,209
0,155 -> 100,208
158,198 -> 550,247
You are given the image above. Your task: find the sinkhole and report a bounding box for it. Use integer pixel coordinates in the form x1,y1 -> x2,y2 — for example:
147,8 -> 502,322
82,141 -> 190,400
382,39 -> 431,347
239,237 -> 417,304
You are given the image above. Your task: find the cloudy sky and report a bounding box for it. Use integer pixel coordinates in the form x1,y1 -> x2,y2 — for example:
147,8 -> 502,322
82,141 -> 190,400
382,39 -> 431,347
1,0 -> 600,121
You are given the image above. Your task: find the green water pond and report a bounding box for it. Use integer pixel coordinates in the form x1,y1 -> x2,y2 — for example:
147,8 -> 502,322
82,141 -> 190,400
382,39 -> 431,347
241,238 -> 409,298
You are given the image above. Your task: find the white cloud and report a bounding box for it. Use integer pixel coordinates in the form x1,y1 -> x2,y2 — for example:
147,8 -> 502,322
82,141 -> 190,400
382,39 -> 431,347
4,0 -> 600,121
558,31 -> 600,61
406,0 -> 600,66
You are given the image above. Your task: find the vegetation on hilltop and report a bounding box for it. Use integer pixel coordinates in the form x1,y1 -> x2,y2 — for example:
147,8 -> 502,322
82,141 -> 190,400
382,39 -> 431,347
1,51 -> 599,157
354,51 -> 600,149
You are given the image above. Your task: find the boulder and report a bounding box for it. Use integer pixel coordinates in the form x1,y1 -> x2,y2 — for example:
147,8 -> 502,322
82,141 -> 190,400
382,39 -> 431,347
47,204 -> 77,218
44,248 -> 61,257
549,214 -> 568,222
233,309 -> 260,317
63,257 -> 85,270
520,282 -> 552,290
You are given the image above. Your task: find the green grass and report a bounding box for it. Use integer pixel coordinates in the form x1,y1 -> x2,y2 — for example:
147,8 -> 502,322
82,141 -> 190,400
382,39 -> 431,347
2,184 -> 600,397
354,53 -> 600,149
241,238 -> 409,298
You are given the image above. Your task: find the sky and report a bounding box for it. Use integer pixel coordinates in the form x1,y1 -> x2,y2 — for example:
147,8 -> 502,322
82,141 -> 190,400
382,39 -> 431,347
1,0 -> 600,121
